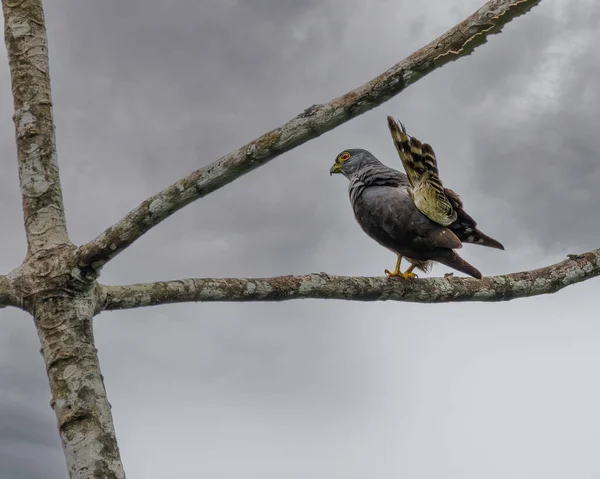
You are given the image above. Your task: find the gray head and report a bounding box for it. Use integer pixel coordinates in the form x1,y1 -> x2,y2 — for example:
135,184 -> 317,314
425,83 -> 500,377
329,148 -> 381,179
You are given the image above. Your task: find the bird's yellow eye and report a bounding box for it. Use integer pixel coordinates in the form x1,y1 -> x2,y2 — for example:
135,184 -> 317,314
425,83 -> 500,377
339,152 -> 351,161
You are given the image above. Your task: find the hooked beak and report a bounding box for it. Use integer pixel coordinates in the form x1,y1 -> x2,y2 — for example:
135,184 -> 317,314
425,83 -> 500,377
330,163 -> 341,176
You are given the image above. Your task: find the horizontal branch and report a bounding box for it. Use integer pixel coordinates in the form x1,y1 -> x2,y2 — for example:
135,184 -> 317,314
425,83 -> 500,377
78,0 -> 541,271
0,274 -> 22,309
98,249 -> 599,311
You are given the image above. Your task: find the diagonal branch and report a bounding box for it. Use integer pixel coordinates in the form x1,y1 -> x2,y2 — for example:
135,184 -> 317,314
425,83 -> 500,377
78,0 -> 541,271
2,0 -> 70,255
98,249 -> 599,311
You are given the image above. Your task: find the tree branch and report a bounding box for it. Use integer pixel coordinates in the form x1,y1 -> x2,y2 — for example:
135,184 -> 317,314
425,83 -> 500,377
2,0 -> 70,255
0,275 -> 21,309
98,249 -> 598,311
34,295 -> 125,479
78,0 -> 541,271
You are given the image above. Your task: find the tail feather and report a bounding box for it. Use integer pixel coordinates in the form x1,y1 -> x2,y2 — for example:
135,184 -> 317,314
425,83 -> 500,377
449,222 -> 505,250
444,187 -> 505,250
433,250 -> 483,279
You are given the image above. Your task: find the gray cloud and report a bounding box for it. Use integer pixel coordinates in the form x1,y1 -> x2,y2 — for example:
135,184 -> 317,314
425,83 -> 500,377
0,315 -> 64,479
1,0 -> 600,477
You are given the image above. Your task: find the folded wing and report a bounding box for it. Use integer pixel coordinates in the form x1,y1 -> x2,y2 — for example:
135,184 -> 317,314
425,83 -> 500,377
387,116 -> 457,226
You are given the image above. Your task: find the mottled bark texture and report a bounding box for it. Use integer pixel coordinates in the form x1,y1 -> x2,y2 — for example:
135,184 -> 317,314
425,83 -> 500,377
32,292 -> 124,478
3,1 -> 125,477
99,250 -> 600,310
3,0 -> 69,256
77,0 -> 542,271
0,0 -> 556,478
13,245 -> 125,479
0,274 -> 20,308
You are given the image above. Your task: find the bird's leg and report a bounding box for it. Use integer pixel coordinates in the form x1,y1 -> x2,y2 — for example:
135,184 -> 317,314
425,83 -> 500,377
385,255 -> 402,277
386,256 -> 418,279
399,263 -> 418,280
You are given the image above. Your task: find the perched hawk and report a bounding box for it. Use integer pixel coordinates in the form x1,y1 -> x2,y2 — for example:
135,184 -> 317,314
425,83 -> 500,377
329,118 -> 503,279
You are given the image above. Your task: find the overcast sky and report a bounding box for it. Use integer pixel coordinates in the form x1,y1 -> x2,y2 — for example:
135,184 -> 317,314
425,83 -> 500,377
1,0 -> 600,477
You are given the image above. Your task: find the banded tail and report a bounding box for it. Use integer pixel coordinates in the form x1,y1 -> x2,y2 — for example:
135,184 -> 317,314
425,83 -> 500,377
444,188 -> 505,250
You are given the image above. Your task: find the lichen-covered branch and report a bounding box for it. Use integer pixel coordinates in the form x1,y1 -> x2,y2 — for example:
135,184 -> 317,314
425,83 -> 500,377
2,0 -> 70,255
78,0 -> 541,271
99,249 -> 598,311
0,274 -> 22,309
32,294 -> 125,479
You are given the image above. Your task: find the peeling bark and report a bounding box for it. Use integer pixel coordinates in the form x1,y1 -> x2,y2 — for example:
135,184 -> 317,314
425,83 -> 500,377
2,0 -> 70,255
77,0 -> 542,271
98,249 -> 599,310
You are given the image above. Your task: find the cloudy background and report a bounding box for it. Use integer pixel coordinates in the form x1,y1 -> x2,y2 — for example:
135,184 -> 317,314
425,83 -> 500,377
1,0 -> 600,477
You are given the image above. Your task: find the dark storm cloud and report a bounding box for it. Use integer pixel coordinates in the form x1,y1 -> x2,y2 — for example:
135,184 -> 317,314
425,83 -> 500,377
468,2 -> 600,251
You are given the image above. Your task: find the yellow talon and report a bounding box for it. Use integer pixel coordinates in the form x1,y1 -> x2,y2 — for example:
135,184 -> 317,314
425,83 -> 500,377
385,256 -> 418,279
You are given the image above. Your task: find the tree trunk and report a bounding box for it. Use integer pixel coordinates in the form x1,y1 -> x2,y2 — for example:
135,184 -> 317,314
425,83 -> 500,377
33,292 -> 125,478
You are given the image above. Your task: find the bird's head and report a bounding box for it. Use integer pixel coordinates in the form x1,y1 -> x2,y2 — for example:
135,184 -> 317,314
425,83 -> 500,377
329,149 -> 375,179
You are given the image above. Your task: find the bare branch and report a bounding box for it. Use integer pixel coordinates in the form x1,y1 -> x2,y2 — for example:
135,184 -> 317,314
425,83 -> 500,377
98,249 -> 598,311
0,275 -> 21,309
2,0 -> 70,255
78,0 -> 541,271
34,295 -> 125,478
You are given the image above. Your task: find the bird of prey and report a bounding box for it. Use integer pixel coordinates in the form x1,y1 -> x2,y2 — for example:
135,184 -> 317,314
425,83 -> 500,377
329,118 -> 503,279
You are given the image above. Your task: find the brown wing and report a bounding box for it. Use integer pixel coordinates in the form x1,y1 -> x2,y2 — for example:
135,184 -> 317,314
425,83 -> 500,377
387,116 -> 457,226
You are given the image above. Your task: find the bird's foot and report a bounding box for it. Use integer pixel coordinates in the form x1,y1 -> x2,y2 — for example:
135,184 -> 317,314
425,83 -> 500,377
385,269 -> 417,279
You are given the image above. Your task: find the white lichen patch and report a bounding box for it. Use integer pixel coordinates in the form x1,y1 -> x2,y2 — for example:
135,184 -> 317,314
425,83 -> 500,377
62,364 -> 78,380
148,197 -> 166,215
245,143 -> 257,157
22,172 -> 51,197
200,284 -> 227,300
20,144 -> 53,197
563,267 -> 582,284
17,108 -> 36,133
298,276 -> 326,295
28,47 -> 49,74
6,17 -> 31,38
137,293 -> 153,307
245,282 -> 257,295
254,281 -> 274,296
471,288 -> 498,300
27,205 -> 69,248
